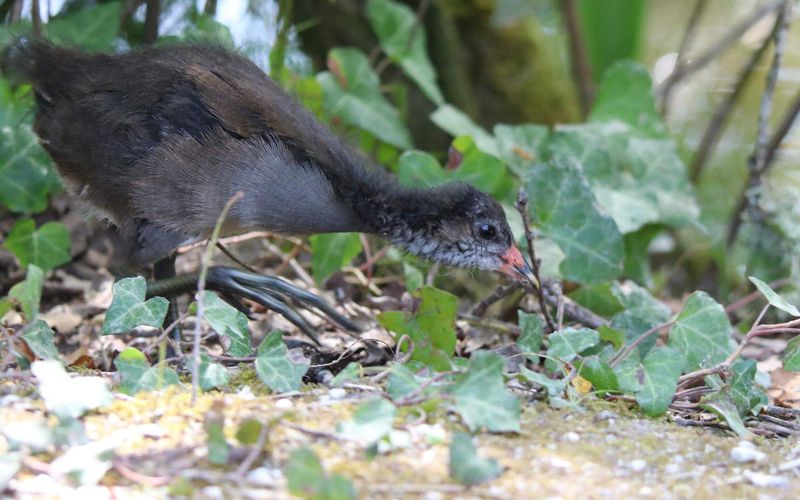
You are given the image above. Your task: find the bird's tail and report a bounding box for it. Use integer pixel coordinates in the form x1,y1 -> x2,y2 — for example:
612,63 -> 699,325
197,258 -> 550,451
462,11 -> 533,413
1,36 -> 82,100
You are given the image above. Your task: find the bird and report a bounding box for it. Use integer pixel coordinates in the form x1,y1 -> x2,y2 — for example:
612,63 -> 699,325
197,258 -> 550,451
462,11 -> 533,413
2,37 -> 536,342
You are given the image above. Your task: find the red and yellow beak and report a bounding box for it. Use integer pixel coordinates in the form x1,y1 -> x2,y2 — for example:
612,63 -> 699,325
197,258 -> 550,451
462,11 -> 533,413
498,245 -> 539,289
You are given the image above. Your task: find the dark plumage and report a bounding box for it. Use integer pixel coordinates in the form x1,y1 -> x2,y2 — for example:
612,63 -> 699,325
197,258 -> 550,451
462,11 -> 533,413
3,38 -> 535,287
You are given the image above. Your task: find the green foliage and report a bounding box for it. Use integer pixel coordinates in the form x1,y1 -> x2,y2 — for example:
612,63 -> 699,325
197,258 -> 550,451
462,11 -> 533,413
3,219 -> 71,272
377,286 -> 458,371
338,398 -> 397,444
430,104 -> 499,157
577,0 -> 645,80
785,337 -> 800,372
545,327 -> 600,373
667,292 -> 735,372
517,310 -> 543,362
46,1 -> 122,51
749,277 -> 800,317
318,48 -> 411,149
114,347 -> 179,395
310,233 -> 363,284
255,331 -> 309,393
386,364 -> 423,400
200,291 -> 252,357
449,432 -> 502,486
186,353 -> 230,391
366,0 -> 444,105
285,447 -> 357,500
452,351 -> 520,433
9,265 -> 43,319
21,319 -> 59,361
102,277 -> 169,335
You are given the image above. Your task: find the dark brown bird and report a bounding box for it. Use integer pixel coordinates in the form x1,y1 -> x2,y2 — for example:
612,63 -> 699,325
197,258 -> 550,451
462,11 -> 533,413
3,38 -> 535,339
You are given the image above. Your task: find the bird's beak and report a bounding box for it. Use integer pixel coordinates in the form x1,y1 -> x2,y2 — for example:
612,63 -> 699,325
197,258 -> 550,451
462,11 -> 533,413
498,245 -> 539,289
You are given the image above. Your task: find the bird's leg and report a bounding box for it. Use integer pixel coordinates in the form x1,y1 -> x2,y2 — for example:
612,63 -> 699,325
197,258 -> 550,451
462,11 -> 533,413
145,266 -> 359,345
152,254 -> 182,346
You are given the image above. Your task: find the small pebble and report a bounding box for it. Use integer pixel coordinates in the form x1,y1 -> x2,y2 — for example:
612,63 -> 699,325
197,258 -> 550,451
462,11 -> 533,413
202,486 -> 225,499
778,458 -> 800,472
664,463 -> 680,475
246,467 -> 281,486
274,398 -> 293,409
731,444 -> 766,463
628,458 -> 647,472
564,431 -> 580,443
628,459 -> 647,472
743,470 -> 788,488
328,388 -> 347,400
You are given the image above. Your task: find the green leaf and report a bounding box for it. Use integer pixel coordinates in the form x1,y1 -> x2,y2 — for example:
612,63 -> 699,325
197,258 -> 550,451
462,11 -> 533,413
493,123 -> 549,176
785,336 -> 800,372
32,360 -> 113,419
568,283 -> 623,318
236,419 -> 263,445
450,136 -> 513,200
722,359 -> 768,416
255,331 -> 309,393
101,277 -> 169,335
518,367 -> 566,398
0,115 -> 58,213
310,232 -> 363,284
700,398 -> 749,437
114,347 -> 179,395
330,362 -> 361,388
635,346 -> 683,417
204,407 -> 230,465
589,61 -> 662,137
285,447 -> 357,500
749,276 -> 800,317
430,104 -> 498,157
449,432 -> 502,487
318,48 -> 411,149
609,281 -> 671,356
377,286 -> 458,371
397,150 -> 447,188
578,1 -> 644,82
545,327 -> 600,373
366,0 -> 444,105
579,356 -> 619,393
186,353 -> 230,391
667,291 -> 735,372
623,225 -> 661,287
3,219 -> 71,272
201,291 -> 251,357
9,264 -> 43,319
386,364 -> 423,400
517,311 -> 543,362
524,158 -> 623,283
452,351 -> 520,433
598,325 -> 625,350
21,319 -> 59,361
46,1 -> 122,51
338,398 -> 397,444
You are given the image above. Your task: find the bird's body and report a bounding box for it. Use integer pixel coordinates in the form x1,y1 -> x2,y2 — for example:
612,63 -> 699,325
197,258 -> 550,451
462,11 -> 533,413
4,39 -> 534,285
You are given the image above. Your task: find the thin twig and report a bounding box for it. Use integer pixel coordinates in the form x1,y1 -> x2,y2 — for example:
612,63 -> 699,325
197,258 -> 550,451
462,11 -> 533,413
515,188 -> 556,332
660,0 -> 708,114
689,18 -> 774,182
542,282 -> 606,329
561,0 -> 593,116
469,283 -> 518,316
763,87 -> 800,169
215,242 -> 259,273
609,320 -> 676,368
657,0 -> 784,97
727,1 -> 792,246
192,191 -> 245,403
724,277 -> 791,314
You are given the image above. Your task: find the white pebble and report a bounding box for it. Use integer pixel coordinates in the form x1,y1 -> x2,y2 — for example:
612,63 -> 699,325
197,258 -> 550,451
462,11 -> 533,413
274,398 -> 293,409
628,459 -> 647,472
778,458 -> 800,472
564,431 -> 580,442
246,467 -> 281,486
731,445 -> 766,463
743,470 -> 788,488
328,388 -> 347,400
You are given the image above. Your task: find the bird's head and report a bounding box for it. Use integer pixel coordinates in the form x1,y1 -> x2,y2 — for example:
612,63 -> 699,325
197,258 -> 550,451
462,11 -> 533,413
392,183 -> 538,288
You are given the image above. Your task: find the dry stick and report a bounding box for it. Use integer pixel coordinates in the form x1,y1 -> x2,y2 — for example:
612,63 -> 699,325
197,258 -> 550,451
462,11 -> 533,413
689,22 -> 774,182
215,242 -> 259,273
727,1 -> 792,247
515,188 -> 556,332
657,0 -> 784,97
561,0 -> 593,116
660,0 -> 708,114
192,191 -> 245,403
762,87 -> 800,168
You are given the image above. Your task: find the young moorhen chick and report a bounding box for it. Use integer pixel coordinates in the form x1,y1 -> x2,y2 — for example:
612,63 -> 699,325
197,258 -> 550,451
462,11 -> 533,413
2,38 -> 535,340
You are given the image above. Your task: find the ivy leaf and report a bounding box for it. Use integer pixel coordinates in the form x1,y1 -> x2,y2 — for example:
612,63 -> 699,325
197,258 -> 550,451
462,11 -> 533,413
204,401 -> 230,465
598,325 -> 625,350
524,158 -> 623,283
330,362 -> 361,388
749,276 -> 800,317
102,277 -> 169,335
518,367 -> 566,398
545,327 -> 600,373
285,447 -> 357,500
9,264 -> 43,319
450,136 -> 514,200
493,123 -> 549,176
700,397 -> 749,437
397,150 -> 447,188
21,319 -> 59,361
32,360 -> 113,419
114,347 -> 179,395
635,346 -> 683,417
430,104 -> 499,157
255,331 -> 309,393
377,286 -> 457,371
338,398 -> 397,445
609,281 -> 670,357
589,61 -> 666,139
386,364 -> 423,400
517,311 -> 543,362
46,1 -> 122,51
3,219 -> 71,272
452,351 -> 520,433
667,291 -> 735,372
201,291 -> 252,357
318,48 -> 411,149
0,119 -> 58,213
310,233 -> 363,284
185,353 -> 230,391
706,359 -> 767,416
366,0 -> 444,105
578,355 -> 619,393
449,432 -> 502,487
785,336 -> 800,372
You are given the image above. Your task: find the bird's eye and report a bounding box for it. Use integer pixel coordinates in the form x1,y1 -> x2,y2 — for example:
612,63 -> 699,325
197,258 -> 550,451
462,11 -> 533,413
479,223 -> 496,240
